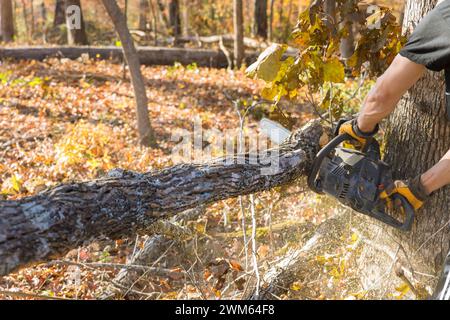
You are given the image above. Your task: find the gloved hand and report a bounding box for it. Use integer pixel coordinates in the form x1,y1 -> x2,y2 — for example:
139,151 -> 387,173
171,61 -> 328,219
379,175 -> 430,211
335,118 -> 379,150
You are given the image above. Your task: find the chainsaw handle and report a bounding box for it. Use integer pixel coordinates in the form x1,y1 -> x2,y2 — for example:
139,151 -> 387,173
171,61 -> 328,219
308,133 -> 352,193
371,194 -> 415,231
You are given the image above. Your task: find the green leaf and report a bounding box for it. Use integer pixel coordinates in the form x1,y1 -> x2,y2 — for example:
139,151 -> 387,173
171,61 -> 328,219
323,58 -> 345,83
246,44 -> 288,82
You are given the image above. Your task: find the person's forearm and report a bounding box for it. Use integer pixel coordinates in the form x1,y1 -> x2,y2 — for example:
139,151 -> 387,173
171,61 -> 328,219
357,55 -> 426,132
421,149 -> 450,194
357,76 -> 401,132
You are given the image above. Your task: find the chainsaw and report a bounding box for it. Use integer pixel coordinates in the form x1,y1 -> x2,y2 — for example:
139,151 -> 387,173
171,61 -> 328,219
259,118 -> 415,231
307,133 -> 415,231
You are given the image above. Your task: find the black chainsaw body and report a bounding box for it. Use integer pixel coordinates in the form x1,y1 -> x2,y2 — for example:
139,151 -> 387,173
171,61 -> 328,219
308,134 -> 415,231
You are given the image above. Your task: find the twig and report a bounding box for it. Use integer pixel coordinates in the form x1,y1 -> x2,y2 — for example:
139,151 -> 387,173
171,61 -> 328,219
0,289 -> 72,300
48,260 -> 185,275
219,35 -> 233,69
414,219 -> 450,256
250,194 -> 261,298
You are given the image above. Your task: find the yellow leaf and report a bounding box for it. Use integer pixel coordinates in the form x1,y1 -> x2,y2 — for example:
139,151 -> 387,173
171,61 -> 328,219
11,174 -> 22,193
261,85 -> 279,101
291,281 -> 303,291
394,283 -> 410,299
350,232 -> 359,244
323,58 -> 345,83
246,44 -> 288,82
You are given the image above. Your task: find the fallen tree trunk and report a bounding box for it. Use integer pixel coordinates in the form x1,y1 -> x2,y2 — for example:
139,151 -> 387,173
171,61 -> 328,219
176,34 -> 268,49
0,120 -> 326,276
0,46 -> 259,68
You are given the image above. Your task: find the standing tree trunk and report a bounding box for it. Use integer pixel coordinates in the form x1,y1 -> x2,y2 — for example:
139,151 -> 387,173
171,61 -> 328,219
268,0 -> 275,41
282,0 -> 293,42
233,0 -> 244,68
53,0 -> 65,26
253,0 -> 268,40
324,0 -> 336,20
156,0 -> 170,33
65,0 -> 88,45
181,0 -> 189,36
339,19 -> 354,59
383,0 -> 450,274
20,0 -> 30,40
138,0 -> 149,30
0,0 -> 14,42
169,0 -> 181,37
101,0 -> 157,148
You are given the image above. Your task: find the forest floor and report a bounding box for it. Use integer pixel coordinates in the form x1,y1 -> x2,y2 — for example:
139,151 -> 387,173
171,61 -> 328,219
0,58 -> 417,300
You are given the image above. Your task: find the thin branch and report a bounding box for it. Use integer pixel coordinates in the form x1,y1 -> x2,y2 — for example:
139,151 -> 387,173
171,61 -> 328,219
250,194 -> 261,298
0,289 -> 72,300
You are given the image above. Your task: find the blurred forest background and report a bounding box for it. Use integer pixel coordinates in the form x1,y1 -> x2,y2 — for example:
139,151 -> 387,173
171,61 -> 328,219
4,0 -> 404,46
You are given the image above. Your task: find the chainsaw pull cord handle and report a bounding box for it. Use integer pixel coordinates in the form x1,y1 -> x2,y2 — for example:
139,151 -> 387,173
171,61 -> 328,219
372,194 -> 415,231
307,133 -> 352,193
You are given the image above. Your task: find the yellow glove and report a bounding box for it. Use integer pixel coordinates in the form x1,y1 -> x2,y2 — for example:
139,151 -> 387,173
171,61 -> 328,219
337,118 -> 379,150
379,176 -> 430,211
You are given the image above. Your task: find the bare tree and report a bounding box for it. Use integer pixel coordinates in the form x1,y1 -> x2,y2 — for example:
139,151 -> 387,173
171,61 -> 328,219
268,0 -> 276,41
233,0 -> 244,68
138,0 -> 150,30
65,0 -> 88,45
53,0 -> 65,26
253,0 -> 268,40
0,0 -> 14,42
101,0 -> 157,147
169,0 -> 181,37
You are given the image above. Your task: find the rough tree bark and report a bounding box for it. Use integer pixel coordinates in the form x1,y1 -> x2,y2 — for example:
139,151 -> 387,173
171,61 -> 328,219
65,0 -> 88,45
253,0 -> 268,40
383,0 -> 450,272
233,0 -> 244,68
0,120 -> 325,276
101,0 -> 157,148
0,0 -> 14,42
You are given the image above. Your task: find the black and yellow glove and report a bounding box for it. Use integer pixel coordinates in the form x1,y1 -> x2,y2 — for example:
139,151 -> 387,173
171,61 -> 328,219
379,175 -> 430,211
335,118 -> 379,150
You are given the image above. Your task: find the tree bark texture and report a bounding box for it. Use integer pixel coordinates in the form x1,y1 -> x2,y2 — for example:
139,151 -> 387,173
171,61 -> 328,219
0,0 -> 14,42
383,0 -> 450,272
101,0 -> 156,147
0,120 -> 325,276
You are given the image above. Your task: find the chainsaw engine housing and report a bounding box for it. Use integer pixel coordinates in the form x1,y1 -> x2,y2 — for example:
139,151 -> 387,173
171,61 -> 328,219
308,134 -> 415,231
317,147 -> 391,215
